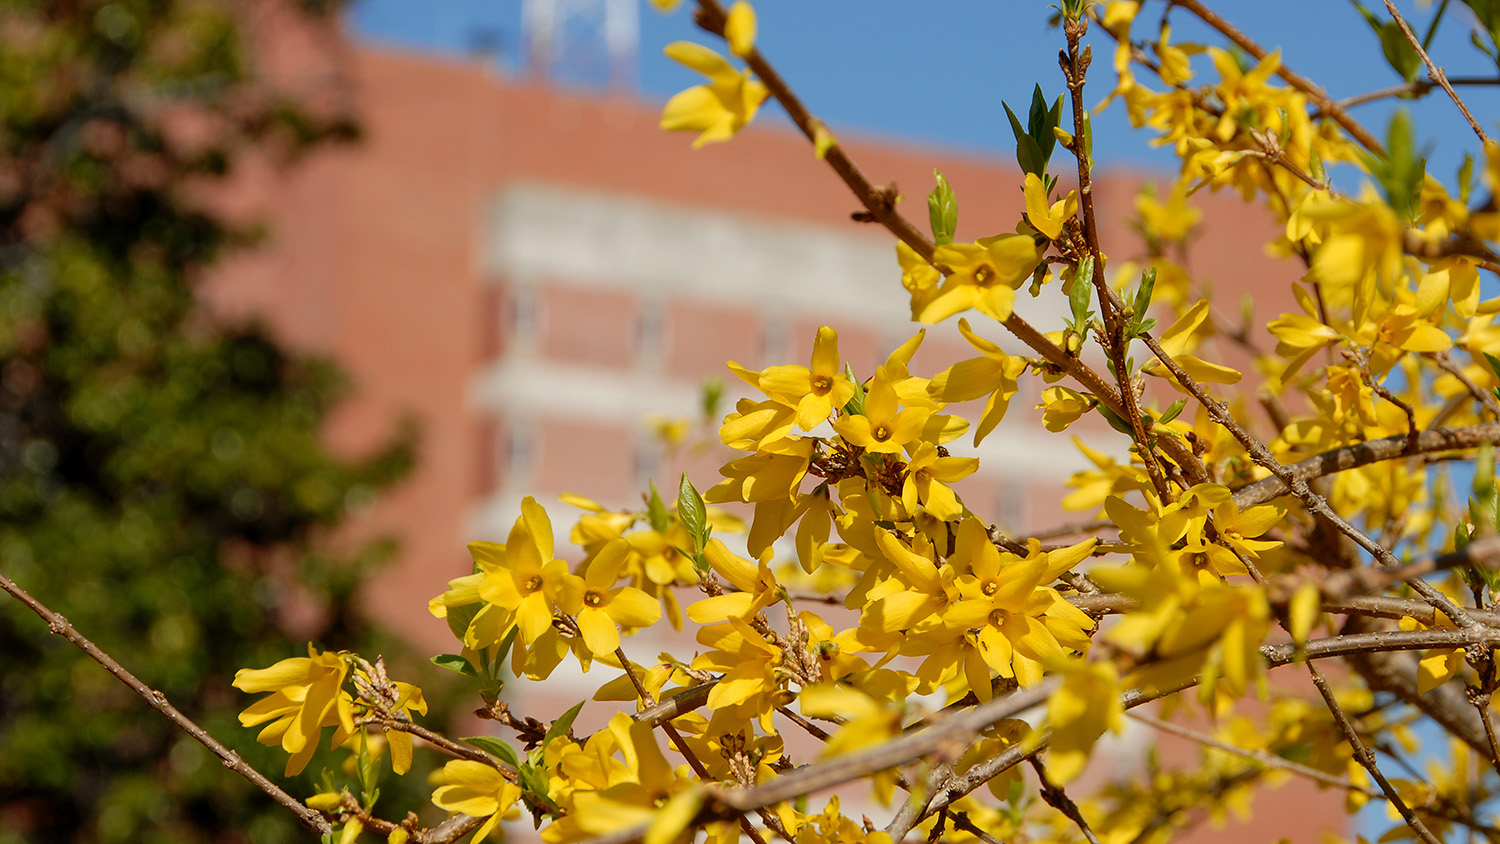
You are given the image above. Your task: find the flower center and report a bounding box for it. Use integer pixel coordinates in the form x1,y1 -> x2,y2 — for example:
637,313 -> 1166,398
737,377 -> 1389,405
524,575 -> 543,593
873,424 -> 892,442
989,608 -> 1010,628
584,591 -> 604,607
982,580 -> 999,597
811,374 -> 832,395
974,265 -> 996,286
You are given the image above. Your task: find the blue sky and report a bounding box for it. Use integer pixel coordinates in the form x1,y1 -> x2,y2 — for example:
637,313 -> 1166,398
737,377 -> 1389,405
350,0 -> 1500,183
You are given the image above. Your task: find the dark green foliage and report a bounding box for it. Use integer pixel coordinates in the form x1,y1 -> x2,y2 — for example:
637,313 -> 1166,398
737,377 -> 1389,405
0,2 -> 430,841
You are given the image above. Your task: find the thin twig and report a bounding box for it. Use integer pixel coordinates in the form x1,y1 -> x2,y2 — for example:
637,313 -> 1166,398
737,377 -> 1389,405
1432,351 -> 1500,421
1126,710 -> 1380,797
1029,757 -> 1102,844
1233,421 -> 1500,508
1307,661 -> 1443,844
385,721 -> 516,778
1061,14 -> 1173,501
1349,348 -> 1420,453
951,812 -> 1008,844
1332,76 -> 1500,111
0,570 -> 333,835
1382,0 -> 1490,143
1469,687 -> 1500,782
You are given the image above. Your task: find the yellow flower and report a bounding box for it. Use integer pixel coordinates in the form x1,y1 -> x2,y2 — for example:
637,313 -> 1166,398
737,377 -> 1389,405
901,442 -> 978,521
431,760 -> 522,841
832,370 -> 930,454
558,538 -> 663,655
1142,299 -> 1242,386
375,680 -> 428,775
896,241 -> 942,319
660,42 -> 768,148
1178,483 -> 1285,571
1135,181 -> 1201,242
1417,255 -> 1482,319
946,520 -> 1096,688
755,326 -> 856,430
476,497 -> 582,646
234,646 -> 354,776
927,318 -> 1028,445
1398,611 -> 1462,694
1046,660 -> 1124,784
1267,285 -> 1342,384
1037,385 -> 1093,432
1023,173 -> 1078,241
922,234 -> 1045,323
693,616 -> 786,733
724,1 -> 756,57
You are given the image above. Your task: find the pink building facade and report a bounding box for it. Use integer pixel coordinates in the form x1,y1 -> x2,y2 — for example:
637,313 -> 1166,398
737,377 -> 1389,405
211,40 -> 1336,841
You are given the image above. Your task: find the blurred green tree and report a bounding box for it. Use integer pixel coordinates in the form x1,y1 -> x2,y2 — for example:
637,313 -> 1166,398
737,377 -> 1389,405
0,2 -> 426,841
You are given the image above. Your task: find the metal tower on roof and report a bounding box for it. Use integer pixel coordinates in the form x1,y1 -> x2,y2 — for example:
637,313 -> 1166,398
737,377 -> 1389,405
521,0 -> 639,91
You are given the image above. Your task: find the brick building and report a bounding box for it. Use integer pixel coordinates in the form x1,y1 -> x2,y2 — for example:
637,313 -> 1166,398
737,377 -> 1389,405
209,32 -> 1337,841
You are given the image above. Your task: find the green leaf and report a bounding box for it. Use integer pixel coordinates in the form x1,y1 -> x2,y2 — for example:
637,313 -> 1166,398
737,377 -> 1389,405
1158,398 -> 1188,425
1352,1 -> 1420,82
431,653 -> 476,676
842,364 -> 866,416
1081,110 -> 1094,169
1483,352 -> 1500,384
646,481 -> 669,533
444,601 -> 480,642
1133,266 -> 1158,316
1097,404 -> 1137,437
463,736 -> 521,768
1069,256 -> 1094,328
1475,441 -> 1496,496
1004,101 -> 1046,177
701,377 -> 724,420
1361,109 -> 1427,218
928,169 -> 958,246
677,473 -> 707,552
544,700 -> 586,748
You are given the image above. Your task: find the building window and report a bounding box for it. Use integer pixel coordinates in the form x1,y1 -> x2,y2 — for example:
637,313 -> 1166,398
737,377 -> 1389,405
506,422 -> 534,487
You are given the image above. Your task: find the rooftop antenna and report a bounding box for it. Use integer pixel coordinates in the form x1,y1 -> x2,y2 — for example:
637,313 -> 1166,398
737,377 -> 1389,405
521,0 -> 638,91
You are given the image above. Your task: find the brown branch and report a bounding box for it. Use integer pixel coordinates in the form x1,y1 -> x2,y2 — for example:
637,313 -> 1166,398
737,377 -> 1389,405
1469,687 -> 1500,782
0,570 -> 333,835
1382,0 -> 1490,144
633,680 -> 717,727
385,720 -> 516,779
1332,76 -> 1500,112
951,812 -> 1008,844
690,0 -> 930,260
1029,757 -> 1102,844
1170,0 -> 1384,154
1307,661 -> 1443,844
1061,15 -> 1173,501
1233,422 -> 1500,508
1349,348 -> 1419,453
1431,350 -> 1500,421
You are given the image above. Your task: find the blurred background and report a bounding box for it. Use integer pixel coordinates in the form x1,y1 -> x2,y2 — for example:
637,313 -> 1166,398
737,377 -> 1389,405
0,1 -> 1489,842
